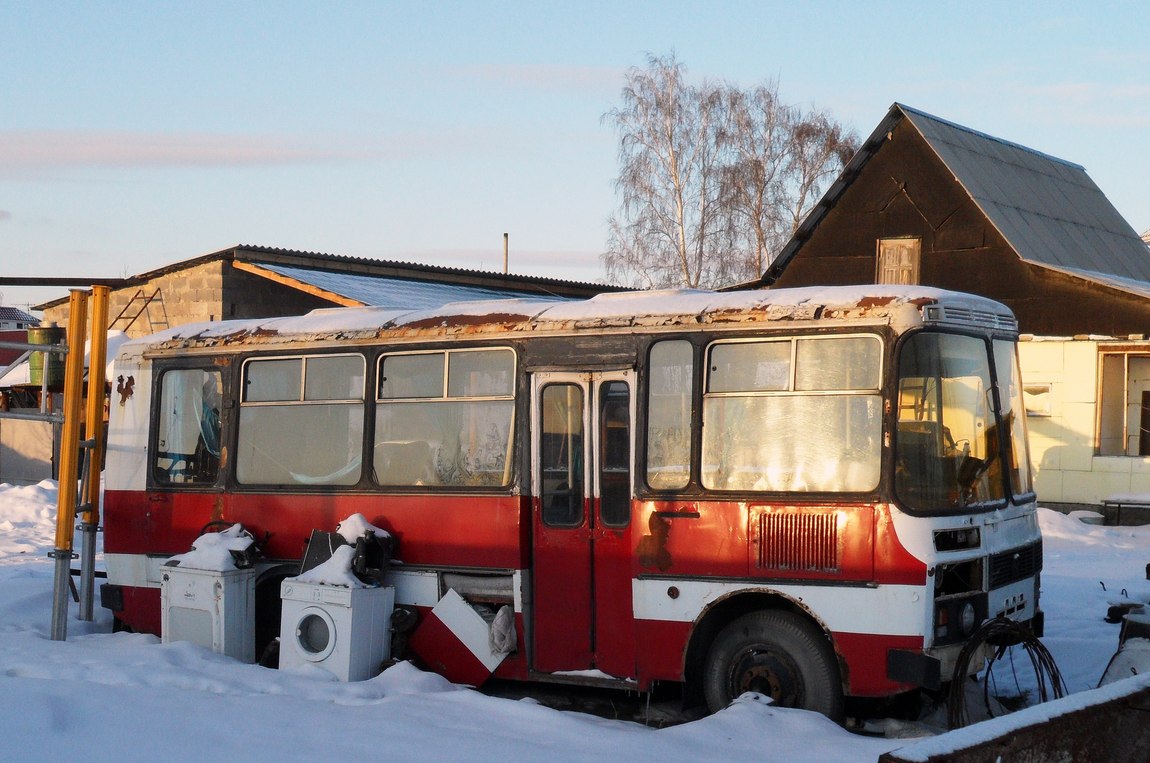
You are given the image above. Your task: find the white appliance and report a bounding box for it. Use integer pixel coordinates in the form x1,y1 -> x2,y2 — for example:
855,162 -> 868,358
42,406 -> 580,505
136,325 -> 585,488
161,565 -> 256,663
278,580 -> 395,681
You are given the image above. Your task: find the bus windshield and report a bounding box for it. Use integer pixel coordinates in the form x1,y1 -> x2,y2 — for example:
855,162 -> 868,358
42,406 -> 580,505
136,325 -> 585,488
895,332 -> 1030,512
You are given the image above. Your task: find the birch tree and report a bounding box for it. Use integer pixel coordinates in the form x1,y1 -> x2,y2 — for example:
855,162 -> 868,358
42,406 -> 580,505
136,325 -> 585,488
602,54 -> 729,289
603,57 -> 858,288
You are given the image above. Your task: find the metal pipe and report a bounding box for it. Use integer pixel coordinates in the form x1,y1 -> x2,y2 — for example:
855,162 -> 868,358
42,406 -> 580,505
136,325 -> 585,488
0,349 -> 32,383
79,285 -> 110,621
50,289 -> 88,642
0,340 -> 69,354
0,410 -> 64,423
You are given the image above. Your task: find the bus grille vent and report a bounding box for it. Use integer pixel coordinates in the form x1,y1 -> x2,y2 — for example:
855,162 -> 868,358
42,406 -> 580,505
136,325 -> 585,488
758,513 -> 839,572
988,540 -> 1043,589
929,306 -> 1019,333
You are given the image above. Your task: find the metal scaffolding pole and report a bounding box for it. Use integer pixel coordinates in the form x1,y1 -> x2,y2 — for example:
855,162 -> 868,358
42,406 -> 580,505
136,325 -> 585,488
50,289 -> 88,642
79,285 -> 109,621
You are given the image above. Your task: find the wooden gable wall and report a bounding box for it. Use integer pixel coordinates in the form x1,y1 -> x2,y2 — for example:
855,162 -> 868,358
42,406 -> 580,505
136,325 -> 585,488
769,118 -> 1150,336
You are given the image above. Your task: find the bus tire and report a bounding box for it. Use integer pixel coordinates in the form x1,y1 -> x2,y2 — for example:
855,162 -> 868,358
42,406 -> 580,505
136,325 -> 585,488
702,610 -> 843,721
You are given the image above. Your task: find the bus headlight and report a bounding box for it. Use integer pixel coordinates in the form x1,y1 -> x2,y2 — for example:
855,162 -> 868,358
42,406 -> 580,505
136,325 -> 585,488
933,593 -> 988,646
960,601 -> 977,636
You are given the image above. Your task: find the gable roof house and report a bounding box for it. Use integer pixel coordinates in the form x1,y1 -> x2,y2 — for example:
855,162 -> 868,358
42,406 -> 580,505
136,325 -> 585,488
759,103 -> 1150,337
0,306 -> 39,366
757,103 -> 1150,512
36,245 -> 620,339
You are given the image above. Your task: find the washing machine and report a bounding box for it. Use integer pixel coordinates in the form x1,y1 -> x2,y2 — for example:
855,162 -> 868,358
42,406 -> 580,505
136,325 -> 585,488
279,579 -> 395,681
161,565 -> 256,663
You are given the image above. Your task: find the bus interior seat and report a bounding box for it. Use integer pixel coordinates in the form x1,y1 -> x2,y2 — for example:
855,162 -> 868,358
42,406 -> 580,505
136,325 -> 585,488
896,421 -> 958,506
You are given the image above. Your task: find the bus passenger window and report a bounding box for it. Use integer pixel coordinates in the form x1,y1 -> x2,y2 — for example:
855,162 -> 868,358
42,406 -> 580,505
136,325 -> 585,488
154,368 -> 222,485
375,349 -> 516,488
646,340 -> 693,490
236,354 -> 365,486
701,336 -> 881,493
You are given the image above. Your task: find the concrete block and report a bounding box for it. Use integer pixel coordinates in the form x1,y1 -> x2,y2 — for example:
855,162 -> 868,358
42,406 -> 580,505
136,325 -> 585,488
1061,343 -> 1099,403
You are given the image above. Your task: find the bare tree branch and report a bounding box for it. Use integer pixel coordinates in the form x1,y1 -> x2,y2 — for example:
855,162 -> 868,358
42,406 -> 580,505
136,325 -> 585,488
603,55 -> 858,288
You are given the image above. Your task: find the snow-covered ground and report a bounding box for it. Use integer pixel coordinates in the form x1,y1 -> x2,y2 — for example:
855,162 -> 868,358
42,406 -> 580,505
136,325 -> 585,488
0,481 -> 1146,762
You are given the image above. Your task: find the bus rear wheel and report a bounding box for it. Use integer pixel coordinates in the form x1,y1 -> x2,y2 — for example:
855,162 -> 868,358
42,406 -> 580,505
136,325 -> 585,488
702,610 -> 844,721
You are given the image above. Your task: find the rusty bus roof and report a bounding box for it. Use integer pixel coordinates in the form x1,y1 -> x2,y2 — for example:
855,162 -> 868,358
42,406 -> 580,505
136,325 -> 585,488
123,285 -> 1017,357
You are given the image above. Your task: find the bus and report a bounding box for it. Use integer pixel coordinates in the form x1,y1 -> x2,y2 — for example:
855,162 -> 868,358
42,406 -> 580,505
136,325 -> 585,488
99,285 -> 1043,720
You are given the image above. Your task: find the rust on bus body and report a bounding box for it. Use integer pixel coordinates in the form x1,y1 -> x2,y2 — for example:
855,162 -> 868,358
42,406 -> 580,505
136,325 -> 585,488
398,311 -> 537,331
144,290 -> 938,354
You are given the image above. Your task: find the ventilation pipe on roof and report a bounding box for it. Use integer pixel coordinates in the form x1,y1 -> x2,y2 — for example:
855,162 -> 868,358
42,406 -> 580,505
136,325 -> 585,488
503,232 -> 509,274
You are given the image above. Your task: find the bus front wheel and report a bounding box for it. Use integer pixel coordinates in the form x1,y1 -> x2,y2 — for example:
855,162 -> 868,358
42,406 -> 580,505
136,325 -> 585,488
702,610 -> 844,721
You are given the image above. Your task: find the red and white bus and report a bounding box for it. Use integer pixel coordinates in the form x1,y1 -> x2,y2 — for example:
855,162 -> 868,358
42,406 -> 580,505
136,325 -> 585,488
100,285 -> 1042,719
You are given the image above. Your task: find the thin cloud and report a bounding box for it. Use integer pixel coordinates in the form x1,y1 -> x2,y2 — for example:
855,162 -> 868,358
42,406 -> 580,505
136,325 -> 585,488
0,210 -> 11,222
0,126 -> 563,178
0,130 -> 364,174
458,63 -> 621,93
1017,83 -> 1150,128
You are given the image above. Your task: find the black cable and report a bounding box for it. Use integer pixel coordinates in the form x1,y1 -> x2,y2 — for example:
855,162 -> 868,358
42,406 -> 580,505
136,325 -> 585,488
946,616 -> 1066,729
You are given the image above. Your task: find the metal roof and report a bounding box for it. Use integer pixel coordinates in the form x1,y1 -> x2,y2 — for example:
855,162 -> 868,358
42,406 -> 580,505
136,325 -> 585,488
764,103 -> 1150,285
255,262 -> 570,309
33,244 -> 622,310
900,105 -> 1150,281
0,306 -> 37,323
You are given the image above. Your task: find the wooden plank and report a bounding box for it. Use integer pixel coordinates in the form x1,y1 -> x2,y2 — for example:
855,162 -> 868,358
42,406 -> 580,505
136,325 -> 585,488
231,260 -> 363,307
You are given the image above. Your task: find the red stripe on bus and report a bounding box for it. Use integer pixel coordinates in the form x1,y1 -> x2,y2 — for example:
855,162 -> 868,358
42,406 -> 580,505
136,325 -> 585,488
104,490 -> 529,569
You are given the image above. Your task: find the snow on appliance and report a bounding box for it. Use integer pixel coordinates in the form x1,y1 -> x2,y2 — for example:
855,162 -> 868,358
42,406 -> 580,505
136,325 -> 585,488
160,524 -> 257,662
278,516 -> 396,681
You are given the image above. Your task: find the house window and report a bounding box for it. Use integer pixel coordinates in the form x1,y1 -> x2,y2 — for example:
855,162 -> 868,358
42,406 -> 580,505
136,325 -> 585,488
1023,384 -> 1052,417
876,238 -> 921,285
1097,353 -> 1150,456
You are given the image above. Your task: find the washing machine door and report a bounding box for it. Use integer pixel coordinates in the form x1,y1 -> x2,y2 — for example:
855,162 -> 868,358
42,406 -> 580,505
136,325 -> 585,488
295,606 -> 337,662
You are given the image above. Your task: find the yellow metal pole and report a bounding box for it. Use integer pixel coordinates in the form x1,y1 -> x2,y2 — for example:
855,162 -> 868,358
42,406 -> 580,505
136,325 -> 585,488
79,285 -> 110,621
50,289 -> 88,641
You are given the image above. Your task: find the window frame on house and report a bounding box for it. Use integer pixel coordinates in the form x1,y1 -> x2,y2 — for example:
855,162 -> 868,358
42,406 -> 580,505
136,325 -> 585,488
876,237 -> 922,285
1096,351 -> 1150,457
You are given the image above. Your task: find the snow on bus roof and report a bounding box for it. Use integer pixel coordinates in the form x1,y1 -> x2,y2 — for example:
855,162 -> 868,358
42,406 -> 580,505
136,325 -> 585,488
121,285 -> 1012,354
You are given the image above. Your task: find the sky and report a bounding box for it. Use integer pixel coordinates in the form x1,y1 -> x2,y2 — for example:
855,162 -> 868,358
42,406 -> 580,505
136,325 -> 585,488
2,481 -> 1149,759
2,1 -> 1149,312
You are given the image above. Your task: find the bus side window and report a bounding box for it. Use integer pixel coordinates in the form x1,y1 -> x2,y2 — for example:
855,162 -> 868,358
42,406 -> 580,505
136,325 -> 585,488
646,340 -> 693,490
154,368 -> 222,485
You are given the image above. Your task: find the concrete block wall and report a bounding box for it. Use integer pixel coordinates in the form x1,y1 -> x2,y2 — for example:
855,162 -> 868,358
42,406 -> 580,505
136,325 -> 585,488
1020,338 -> 1150,505
0,418 -> 54,485
42,260 -> 335,339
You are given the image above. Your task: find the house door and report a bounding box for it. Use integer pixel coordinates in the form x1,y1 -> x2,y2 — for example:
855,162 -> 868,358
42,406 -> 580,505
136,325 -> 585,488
530,370 -> 636,677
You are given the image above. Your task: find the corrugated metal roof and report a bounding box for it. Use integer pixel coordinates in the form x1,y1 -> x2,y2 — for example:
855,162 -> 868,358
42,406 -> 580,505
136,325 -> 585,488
763,104 -> 1150,288
899,105 -> 1150,281
0,307 -> 37,323
256,263 -> 570,310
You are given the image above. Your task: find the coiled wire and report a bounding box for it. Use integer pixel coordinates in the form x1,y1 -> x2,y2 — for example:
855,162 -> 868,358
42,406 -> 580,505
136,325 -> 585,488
947,615 -> 1066,729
